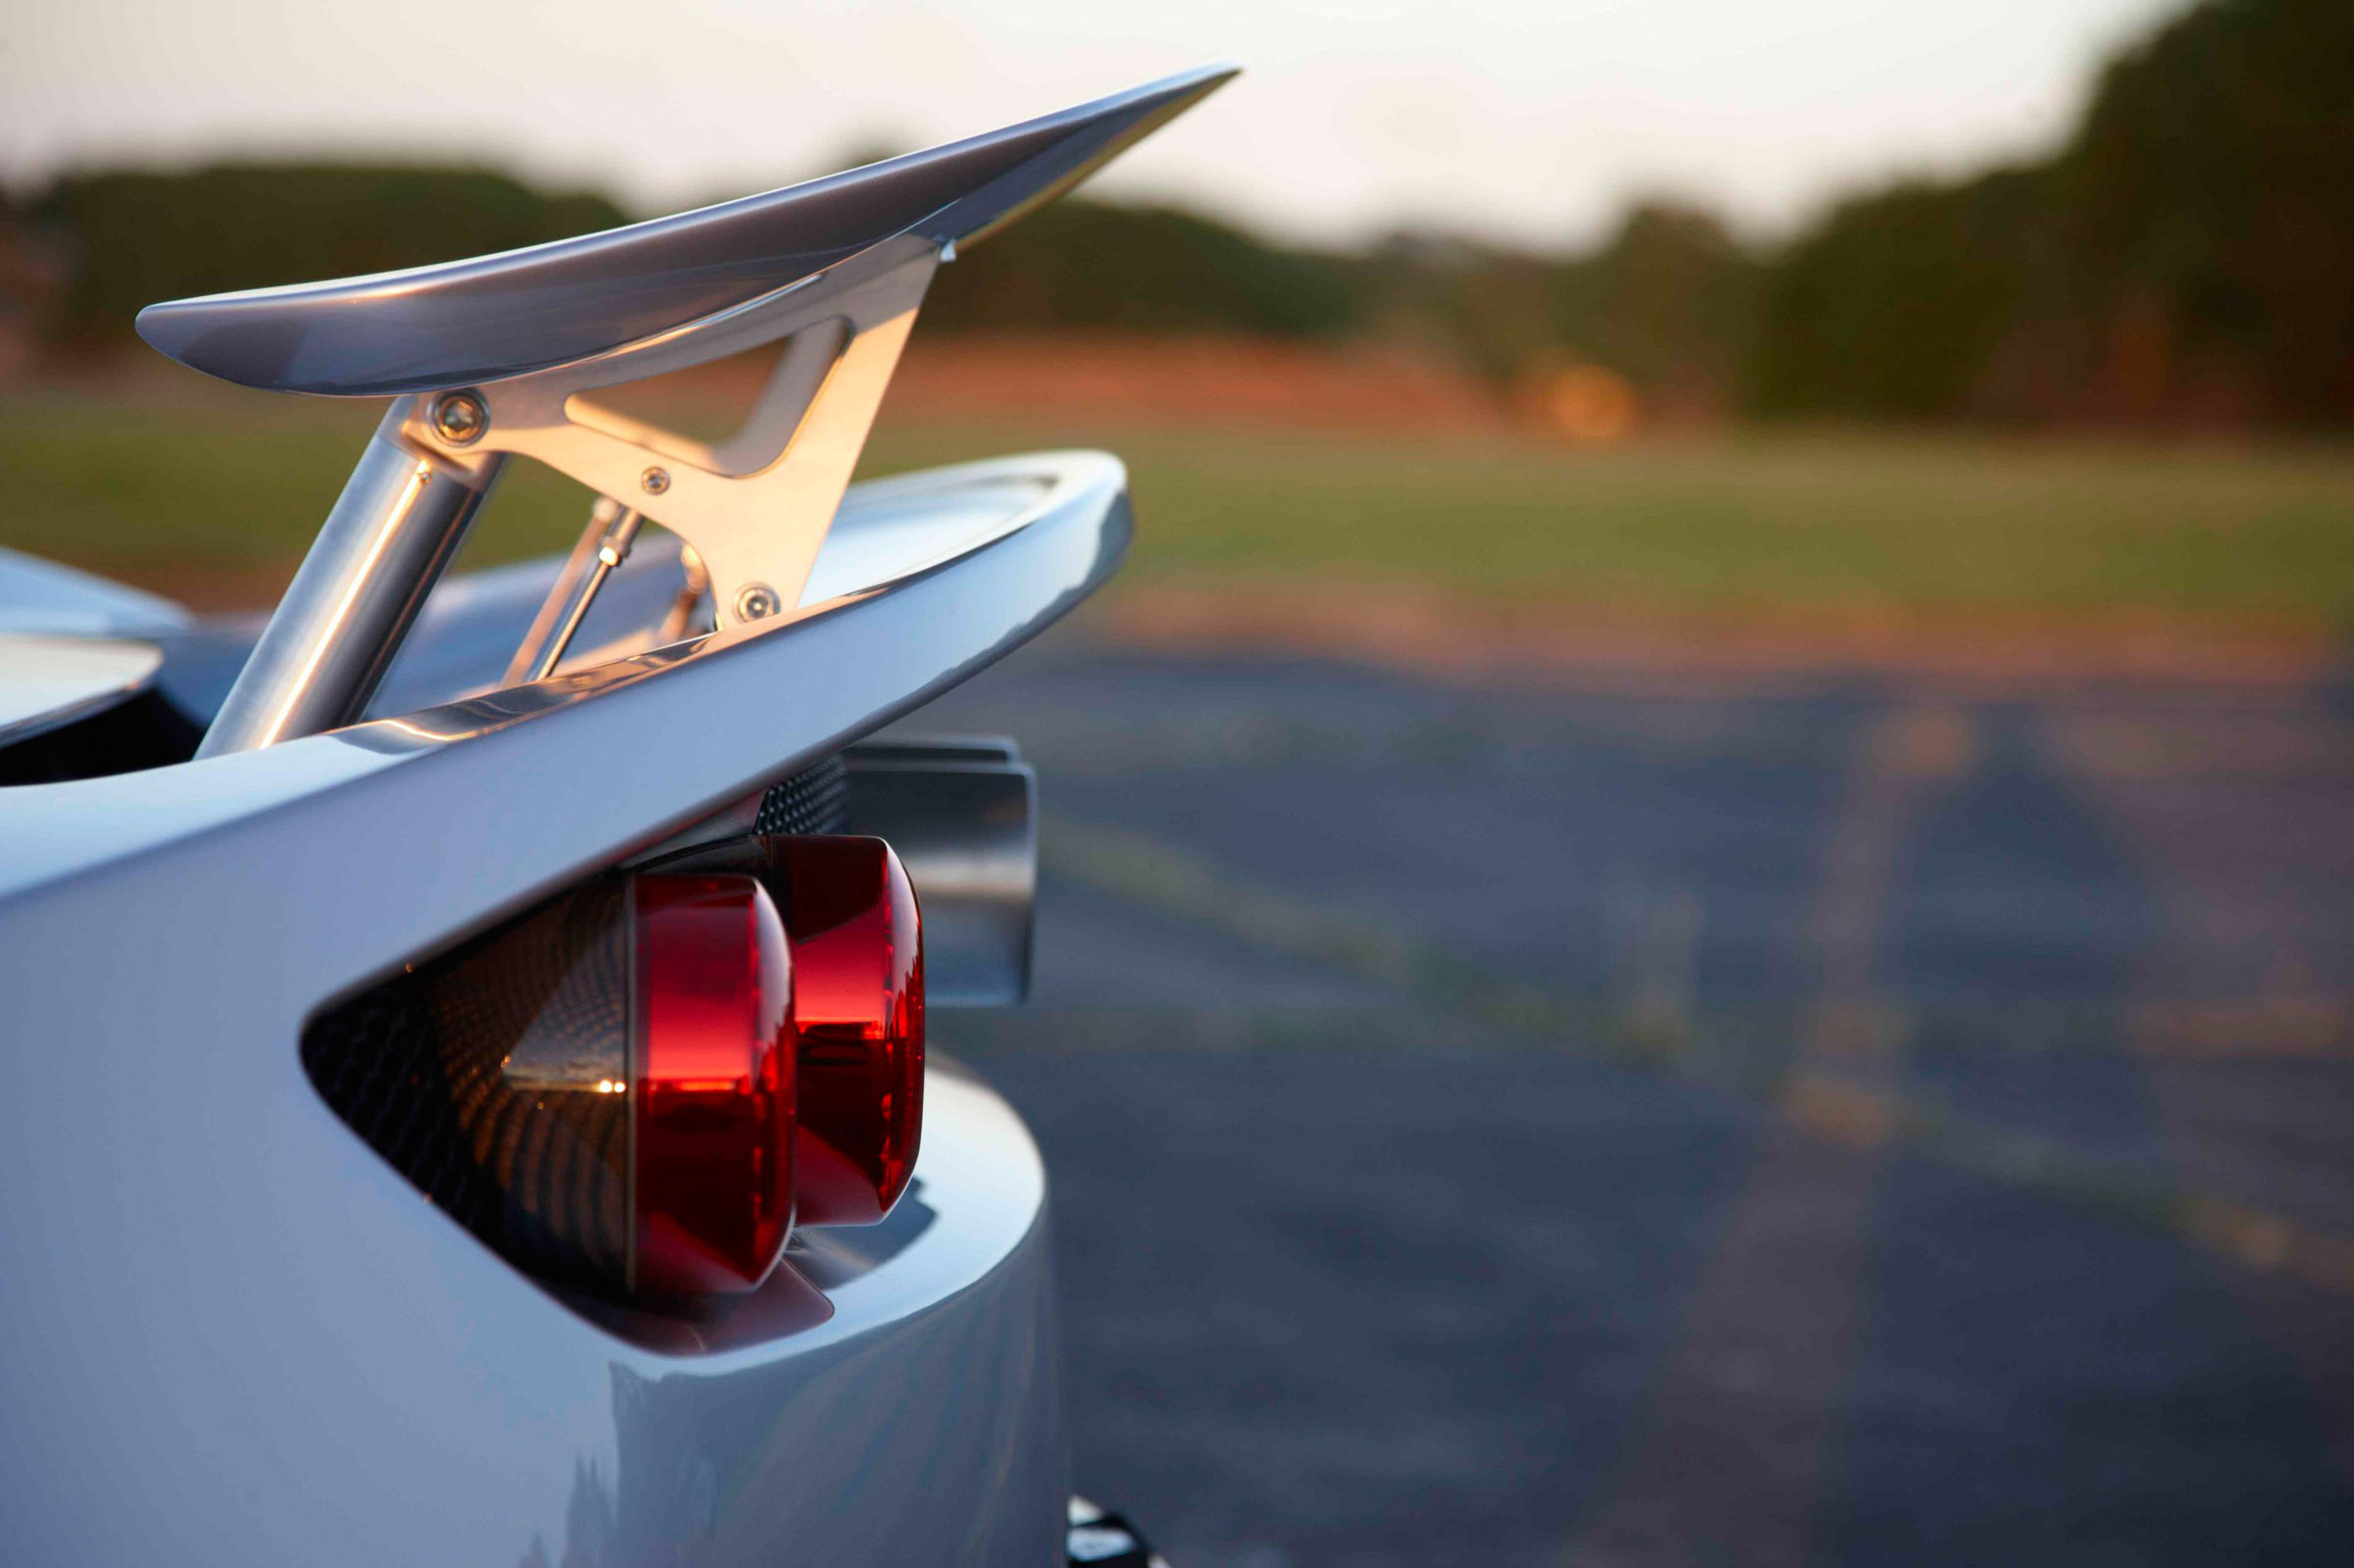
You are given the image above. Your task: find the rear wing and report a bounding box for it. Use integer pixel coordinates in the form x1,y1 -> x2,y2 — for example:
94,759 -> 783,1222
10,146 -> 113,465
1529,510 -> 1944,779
134,66 -> 1233,756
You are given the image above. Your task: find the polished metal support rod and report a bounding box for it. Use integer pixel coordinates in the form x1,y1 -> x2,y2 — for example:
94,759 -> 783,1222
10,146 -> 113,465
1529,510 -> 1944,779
196,400 -> 503,757
498,505 -> 612,687
527,500 -> 643,682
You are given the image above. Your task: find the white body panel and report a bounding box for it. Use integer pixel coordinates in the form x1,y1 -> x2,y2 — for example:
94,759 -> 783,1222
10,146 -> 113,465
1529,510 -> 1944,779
0,454 -> 1125,1564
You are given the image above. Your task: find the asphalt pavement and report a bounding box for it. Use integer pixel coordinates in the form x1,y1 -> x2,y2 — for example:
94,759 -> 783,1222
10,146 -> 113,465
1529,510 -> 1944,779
901,633 -> 2354,1568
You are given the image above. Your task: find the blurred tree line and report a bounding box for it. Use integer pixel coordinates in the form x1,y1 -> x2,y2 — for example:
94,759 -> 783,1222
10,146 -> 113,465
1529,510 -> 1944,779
1752,0 -> 2354,427
18,167 -> 629,345
5,0 -> 2344,428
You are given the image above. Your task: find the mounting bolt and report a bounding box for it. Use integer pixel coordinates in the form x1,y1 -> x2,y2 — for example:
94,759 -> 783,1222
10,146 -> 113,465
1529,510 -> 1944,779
735,583 -> 781,622
640,466 -> 672,495
428,389 -> 488,445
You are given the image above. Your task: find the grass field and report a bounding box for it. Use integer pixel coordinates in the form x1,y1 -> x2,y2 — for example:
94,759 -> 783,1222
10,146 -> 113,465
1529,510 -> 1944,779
5,385 -> 2351,638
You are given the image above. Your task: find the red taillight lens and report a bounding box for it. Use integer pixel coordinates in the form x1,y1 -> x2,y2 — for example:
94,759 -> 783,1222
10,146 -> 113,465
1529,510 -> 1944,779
300,834 -> 926,1304
631,874 -> 795,1296
776,836 -> 925,1226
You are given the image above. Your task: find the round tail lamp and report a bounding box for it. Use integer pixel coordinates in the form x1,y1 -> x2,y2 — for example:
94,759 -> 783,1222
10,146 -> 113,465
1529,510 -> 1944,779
631,873 -> 796,1296
300,836 -> 925,1304
774,836 -> 925,1227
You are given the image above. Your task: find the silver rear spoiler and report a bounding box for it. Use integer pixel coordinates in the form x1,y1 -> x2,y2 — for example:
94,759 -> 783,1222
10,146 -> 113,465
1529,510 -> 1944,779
137,66 -> 1235,756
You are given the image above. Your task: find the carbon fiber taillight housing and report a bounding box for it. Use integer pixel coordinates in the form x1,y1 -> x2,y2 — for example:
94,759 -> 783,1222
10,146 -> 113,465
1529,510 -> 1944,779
302,835 -> 923,1302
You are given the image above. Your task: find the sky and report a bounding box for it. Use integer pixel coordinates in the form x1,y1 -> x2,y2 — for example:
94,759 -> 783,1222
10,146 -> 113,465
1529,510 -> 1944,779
2,0 -> 2180,251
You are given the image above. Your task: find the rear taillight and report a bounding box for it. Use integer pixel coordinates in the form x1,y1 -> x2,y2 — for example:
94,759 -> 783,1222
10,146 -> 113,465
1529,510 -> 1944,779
631,873 -> 795,1295
301,835 -> 923,1304
776,836 -> 924,1226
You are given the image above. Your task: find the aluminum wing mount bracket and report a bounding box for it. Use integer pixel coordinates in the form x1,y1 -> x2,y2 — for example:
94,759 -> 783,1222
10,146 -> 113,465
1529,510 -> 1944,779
137,64 -> 1237,644
410,235 -> 938,632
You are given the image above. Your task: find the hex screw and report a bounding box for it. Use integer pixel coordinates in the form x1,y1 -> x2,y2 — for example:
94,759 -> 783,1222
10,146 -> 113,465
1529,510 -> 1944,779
640,466 -> 672,495
735,583 -> 781,622
429,389 -> 488,445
